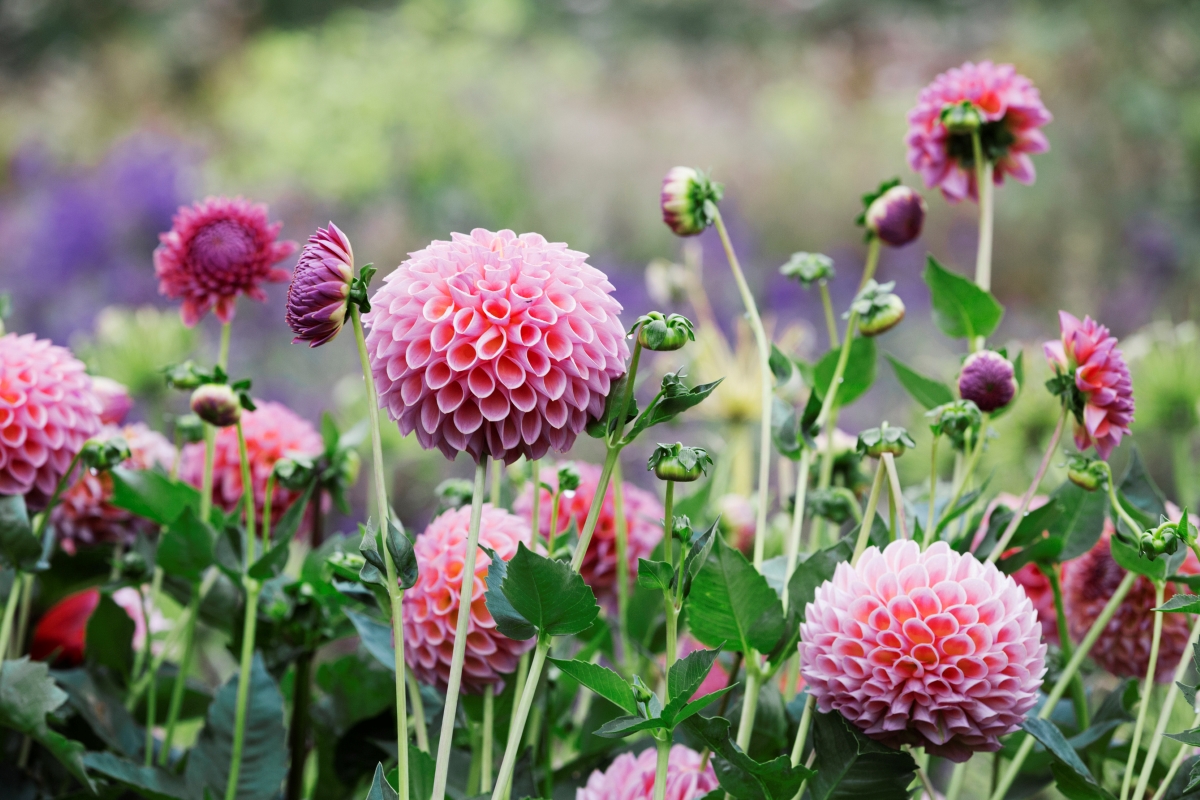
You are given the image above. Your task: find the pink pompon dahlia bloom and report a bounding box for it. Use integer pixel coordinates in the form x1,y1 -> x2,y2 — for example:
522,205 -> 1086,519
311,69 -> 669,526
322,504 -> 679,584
52,423 -> 176,555
91,377 -> 134,425
800,540 -> 1046,761
514,461 -> 662,603
906,61 -> 1052,202
287,222 -> 355,347
363,228 -> 629,464
180,401 -> 323,524
577,745 -> 719,800
154,196 -> 297,327
403,504 -> 534,693
0,334 -> 102,509
1044,311 -> 1135,460
1062,523 -> 1198,681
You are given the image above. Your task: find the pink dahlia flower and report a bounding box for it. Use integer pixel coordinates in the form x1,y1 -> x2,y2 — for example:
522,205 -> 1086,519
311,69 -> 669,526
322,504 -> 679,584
363,228 -> 629,464
906,61 -> 1052,202
0,334 -> 102,509
1044,311 -> 1135,460
514,461 -> 662,603
91,377 -> 134,425
52,423 -> 176,555
403,504 -> 534,693
577,745 -> 718,800
154,196 -> 297,327
287,222 -> 355,347
1062,524 -> 1198,681
180,400 -> 323,525
800,540 -> 1046,761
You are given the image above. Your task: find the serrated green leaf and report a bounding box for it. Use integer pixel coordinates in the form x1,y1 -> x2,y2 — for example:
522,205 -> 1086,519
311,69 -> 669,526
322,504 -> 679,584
481,546 -> 535,640
157,506 -> 215,581
812,337 -> 876,408
86,592 -> 136,681
1008,497 -> 1065,549
1158,594 -> 1200,614
501,542 -> 599,637
667,646 -> 720,704
548,658 -> 635,714
55,668 -> 143,758
343,607 -> 396,672
593,714 -> 667,738
625,378 -> 724,442
0,658 -> 93,791
1110,528 -> 1175,581
809,711 -> 915,800
688,537 -> 784,655
770,396 -> 803,460
885,354 -> 954,410
666,684 -> 736,727
769,344 -> 795,385
1052,482 -> 1110,562
923,256 -> 1004,340
110,467 -> 202,526
1024,718 -> 1103,789
682,714 -> 813,800
0,494 -> 39,571
366,763 -> 398,800
636,558 -> 674,592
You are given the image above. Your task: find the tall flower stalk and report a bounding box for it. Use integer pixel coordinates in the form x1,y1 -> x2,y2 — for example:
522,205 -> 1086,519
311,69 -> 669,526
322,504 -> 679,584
1118,581 -> 1165,800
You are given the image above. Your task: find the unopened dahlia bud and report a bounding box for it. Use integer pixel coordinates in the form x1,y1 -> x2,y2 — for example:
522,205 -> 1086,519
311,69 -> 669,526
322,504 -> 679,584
856,422 -> 915,458
848,280 -> 905,337
926,400 -> 983,451
940,99 -> 983,134
1139,512 -> 1195,561
163,361 -> 209,391
80,436 -> 132,472
635,311 -> 695,352
865,185 -> 927,247
661,167 -> 723,237
648,442 -> 712,483
174,413 -> 206,444
92,377 -> 134,425
1066,454 -> 1107,492
780,252 -> 835,289
286,222 -> 360,348
958,350 -> 1017,413
556,463 -> 581,493
190,384 -> 242,428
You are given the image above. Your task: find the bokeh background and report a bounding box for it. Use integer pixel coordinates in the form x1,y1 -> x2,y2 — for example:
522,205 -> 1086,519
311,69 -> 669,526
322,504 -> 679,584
3,0 -> 1199,528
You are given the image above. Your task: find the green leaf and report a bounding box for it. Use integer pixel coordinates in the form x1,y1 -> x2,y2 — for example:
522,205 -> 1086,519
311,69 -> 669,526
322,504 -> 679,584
593,714 -> 667,738
500,542 -> 600,638
0,494 -> 40,571
812,337 -> 876,408
770,396 -> 803,461
1158,595 -> 1200,614
385,519 -> 418,590
681,714 -> 813,800
884,354 -> 954,410
809,711 -> 916,800
681,518 -> 720,600
547,658 -> 636,714
1119,447 -> 1168,523
366,763 -> 398,800
636,558 -> 674,592
667,646 -> 720,705
923,255 -> 1004,340
625,378 -> 724,442
185,653 -> 288,800
688,536 -> 784,655
1049,763 -> 1117,800
86,592 -> 136,681
667,685 -> 736,727
769,344 -> 795,385
1023,718 -> 1105,792
1008,497 -> 1065,549
253,480 -> 316,579
1161,756 -> 1200,799
343,607 -> 396,672
110,467 -> 201,526
587,371 -> 633,439
1052,483 -> 1110,562
157,506 -> 215,581
358,519 -> 387,586
84,752 -> 189,800
785,537 -> 852,624
481,545 -> 535,641
54,668 -> 144,758
0,658 -> 93,791
405,745 -> 435,800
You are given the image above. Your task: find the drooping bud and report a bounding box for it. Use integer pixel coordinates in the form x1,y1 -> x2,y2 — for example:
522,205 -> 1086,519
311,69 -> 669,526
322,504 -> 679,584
780,252 -> 835,289
1066,454 -> 1107,492
856,422 -> 916,459
847,280 -> 906,337
940,100 -> 982,134
864,185 -> 927,247
648,442 -> 713,482
926,400 -> 983,452
286,223 -> 358,348
190,384 -> 242,428
634,311 -> 695,352
661,167 -> 723,237
958,350 -> 1018,413
163,360 -> 209,391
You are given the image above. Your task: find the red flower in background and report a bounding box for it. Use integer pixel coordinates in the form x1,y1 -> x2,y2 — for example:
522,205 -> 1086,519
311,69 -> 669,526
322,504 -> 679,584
30,587 -> 150,666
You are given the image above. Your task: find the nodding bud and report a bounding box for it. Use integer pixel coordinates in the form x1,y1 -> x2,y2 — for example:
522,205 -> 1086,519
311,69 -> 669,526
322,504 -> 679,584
958,350 -> 1018,413
80,437 -> 131,472
174,413 -> 206,444
856,421 -> 916,458
648,441 -> 712,482
190,384 -> 242,428
557,463 -> 581,493
1067,455 -> 1107,492
635,311 -> 695,352
661,167 -> 723,237
163,360 -> 208,390
940,100 -> 982,134
865,185 -> 927,247
848,280 -> 906,337
780,252 -> 835,289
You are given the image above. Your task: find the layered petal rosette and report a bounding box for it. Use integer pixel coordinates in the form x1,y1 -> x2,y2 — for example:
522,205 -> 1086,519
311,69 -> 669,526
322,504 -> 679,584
576,745 -> 718,800
800,541 -> 1046,761
286,222 -> 355,347
363,229 -> 629,464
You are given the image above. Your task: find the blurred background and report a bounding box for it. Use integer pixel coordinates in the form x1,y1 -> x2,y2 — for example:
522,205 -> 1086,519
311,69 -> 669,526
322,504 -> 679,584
2,0 -> 1199,529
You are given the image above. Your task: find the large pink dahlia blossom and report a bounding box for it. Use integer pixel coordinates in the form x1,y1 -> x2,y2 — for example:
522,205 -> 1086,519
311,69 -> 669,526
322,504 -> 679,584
577,745 -> 718,800
403,504 -> 534,693
1044,311 -> 1135,460
180,401 -> 323,523
799,540 -> 1046,761
154,196 -> 297,326
53,423 -> 176,555
514,461 -> 662,603
906,61 -> 1052,202
363,229 -> 629,464
0,334 -> 102,509
286,222 -> 355,347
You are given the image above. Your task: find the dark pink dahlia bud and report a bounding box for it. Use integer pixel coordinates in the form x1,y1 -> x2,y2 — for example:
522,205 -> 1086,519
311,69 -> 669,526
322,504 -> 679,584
190,384 -> 241,428
286,223 -> 355,347
661,167 -> 723,237
865,185 -> 927,247
958,350 -> 1017,413
578,744 -> 718,800
154,196 -> 297,327
363,229 -> 630,464
91,377 -> 134,425
800,540 -> 1046,762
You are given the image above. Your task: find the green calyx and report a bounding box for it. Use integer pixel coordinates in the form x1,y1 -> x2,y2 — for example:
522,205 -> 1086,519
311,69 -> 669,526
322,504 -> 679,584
347,263 -> 377,315
926,400 -> 983,452
556,462 -> 582,492
633,311 -> 695,352
80,436 -> 131,472
846,280 -> 906,337
1138,509 -> 1195,561
1066,454 -> 1108,492
856,421 -> 916,459
648,441 -> 712,483
940,101 -> 982,134
780,252 -> 835,289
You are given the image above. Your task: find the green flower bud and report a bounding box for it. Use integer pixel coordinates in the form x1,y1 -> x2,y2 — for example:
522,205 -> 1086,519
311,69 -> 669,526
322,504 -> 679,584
634,312 -> 695,352
926,400 -> 983,452
273,456 -> 316,491
557,463 -> 581,493
1066,454 -> 1107,492
780,252 -> 835,289
856,421 -> 916,459
648,442 -> 713,482
162,360 -> 210,391
80,436 -> 131,472
174,413 -> 206,444
940,100 -> 982,134
847,280 -> 905,337
435,478 -> 474,510
631,675 -> 655,705
1140,510 -> 1196,561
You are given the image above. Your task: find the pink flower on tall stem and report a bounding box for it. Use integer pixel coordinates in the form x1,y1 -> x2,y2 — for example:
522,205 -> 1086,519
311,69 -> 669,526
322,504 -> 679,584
906,61 -> 1052,202
154,196 -> 297,326
1044,311 -> 1135,459
286,223 -> 355,347
363,229 -> 629,464
577,745 -> 718,800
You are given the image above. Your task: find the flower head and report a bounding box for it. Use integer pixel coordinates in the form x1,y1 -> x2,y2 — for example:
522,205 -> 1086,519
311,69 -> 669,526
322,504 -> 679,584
860,181 -> 927,247
577,744 -> 718,800
286,223 -> 356,347
404,504 -> 534,693
514,461 -> 662,603
661,168 -> 724,237
154,196 -> 297,326
976,494 -> 1059,644
800,540 -> 1046,761
1044,312 -> 1135,459
364,229 -> 629,464
92,377 -> 133,425
780,252 -> 835,289
0,334 -> 102,509
958,350 -> 1018,413
906,62 -> 1052,202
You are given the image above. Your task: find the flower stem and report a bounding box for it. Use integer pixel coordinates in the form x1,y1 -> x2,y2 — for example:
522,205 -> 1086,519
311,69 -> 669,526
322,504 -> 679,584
481,684 -> 494,793
663,480 -> 677,673
235,423 -> 257,564
925,436 -> 940,547
492,637 -> 551,800
736,665 -> 762,750
944,761 -> 968,800
159,583 -> 201,764
0,572 -> 22,667
789,694 -> 814,766
570,447 -> 620,574
882,453 -> 907,540
783,448 -> 813,613
972,131 -> 995,293
652,736 -> 670,800
547,492 -> 562,556
1119,580 -> 1166,800
143,660 -> 158,766
987,406 -> 1067,563
989,571 -> 1138,800
851,462 -> 888,565
1045,564 -> 1089,730
224,577 -> 261,800
1135,612 -> 1200,800
406,667 -> 429,752
613,460 -> 633,674
819,282 -> 839,348
285,650 -> 313,800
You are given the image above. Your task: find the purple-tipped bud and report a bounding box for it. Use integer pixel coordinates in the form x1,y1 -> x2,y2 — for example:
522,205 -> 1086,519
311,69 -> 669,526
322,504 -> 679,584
286,223 -> 354,347
958,350 -> 1017,413
661,167 -> 723,237
865,186 -> 927,247
190,384 -> 242,428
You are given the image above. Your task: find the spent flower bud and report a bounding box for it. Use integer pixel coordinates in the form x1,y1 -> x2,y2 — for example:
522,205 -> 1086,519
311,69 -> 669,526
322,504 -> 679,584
634,312 -> 695,352
661,167 -> 723,237
940,100 -> 983,134
190,384 -> 242,428
648,442 -> 713,482
926,400 -> 983,451
847,280 -> 905,337
857,422 -> 916,458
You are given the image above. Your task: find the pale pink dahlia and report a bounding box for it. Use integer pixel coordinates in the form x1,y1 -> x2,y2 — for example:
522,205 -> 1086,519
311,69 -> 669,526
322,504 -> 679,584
800,540 -> 1046,761
154,196 -> 297,326
403,504 -> 534,693
286,222 -> 354,347
180,401 -> 322,523
577,745 -> 718,800
906,61 -> 1052,202
91,377 -> 133,425
1044,311 -> 1135,460
363,229 -> 629,464
514,461 -> 662,603
0,334 -> 102,509
52,423 -> 176,555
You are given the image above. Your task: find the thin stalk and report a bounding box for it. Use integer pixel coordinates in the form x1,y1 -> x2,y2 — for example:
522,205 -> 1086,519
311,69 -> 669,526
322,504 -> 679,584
491,458 -> 503,507
851,463 -> 887,565
406,668 -> 429,753
662,481 -> 677,672
224,579 -> 262,800
143,661 -> 157,766
789,694 -> 814,766
940,430 -> 985,538
972,131 -> 995,292
613,460 -> 632,674
945,761 -> 968,800
1045,565 -> 1089,730
286,650 -> 314,800
0,573 -> 23,667
262,473 -> 275,550
1151,710 -> 1200,800
492,637 -> 551,800
159,584 -> 201,763
11,572 -> 33,660
989,571 -> 1138,800
529,460 -> 541,552
987,407 -> 1067,563
1120,580 -> 1166,800
735,667 -> 762,750
547,492 -> 562,556
481,685 -> 494,793
916,762 -> 937,800
570,447 -> 620,574
882,453 -> 907,540
1105,462 -> 1148,539
652,737 -> 670,800
783,449 -> 812,599
133,567 -> 165,687
235,422 -> 257,564
819,282 -> 839,348
925,436 -> 940,547
1135,613 -> 1200,800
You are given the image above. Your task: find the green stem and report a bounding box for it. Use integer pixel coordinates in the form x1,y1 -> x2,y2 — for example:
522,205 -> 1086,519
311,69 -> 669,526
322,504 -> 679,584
406,667 -> 429,753
882,453 -> 906,540
1045,564 -> 1089,730
940,429 -> 985,540
570,447 -> 620,574
11,571 -> 33,661
0,572 -> 23,667
1120,580 -> 1166,800
529,460 -> 541,552
613,460 -> 633,675
1172,436 -> 1196,512
1104,461 -> 1148,539
987,406 -> 1067,563
143,660 -> 157,766
235,422 -> 256,565
491,458 -> 503,507
663,481 -> 677,674
224,578 -> 261,800
851,462 -> 887,565
783,448 -> 813,613
736,666 -> 762,750
652,736 -> 670,800
547,492 -> 562,556
492,637 -> 551,800
262,473 -> 275,551
819,282 -> 839,348
481,685 -> 494,793
610,339 -> 642,449
1135,613 -> 1200,800
972,131 -> 995,292
286,650 -> 313,800
160,582 -> 201,764
925,436 -> 940,547
789,694 -> 814,766
945,761 -> 968,800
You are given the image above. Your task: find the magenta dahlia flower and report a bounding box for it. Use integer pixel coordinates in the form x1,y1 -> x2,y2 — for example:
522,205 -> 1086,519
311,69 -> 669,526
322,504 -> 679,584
577,745 -> 718,800
514,461 -> 662,603
906,61 -> 1052,202
363,228 -> 629,464
286,223 -> 355,347
180,400 -> 322,524
154,196 -> 297,327
958,350 -> 1017,413
1044,311 -> 1135,459
0,334 -> 102,509
404,504 -> 534,693
800,540 -> 1046,761
52,423 -> 176,555
91,377 -> 133,425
